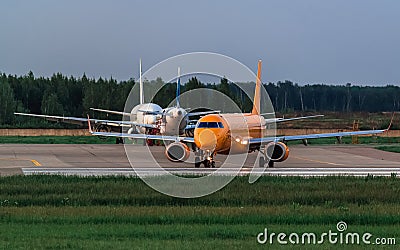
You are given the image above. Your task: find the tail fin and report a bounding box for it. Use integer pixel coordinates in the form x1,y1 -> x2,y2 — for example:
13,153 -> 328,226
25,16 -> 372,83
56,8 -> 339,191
251,60 -> 262,115
176,67 -> 181,108
87,115 -> 93,134
139,58 -> 144,104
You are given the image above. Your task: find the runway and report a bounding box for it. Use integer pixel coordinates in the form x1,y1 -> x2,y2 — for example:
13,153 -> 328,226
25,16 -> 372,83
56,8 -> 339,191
1,144 -> 400,176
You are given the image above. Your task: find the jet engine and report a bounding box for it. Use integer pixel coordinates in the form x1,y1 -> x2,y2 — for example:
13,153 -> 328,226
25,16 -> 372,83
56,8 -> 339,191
265,142 -> 290,162
165,142 -> 190,162
94,124 -> 111,133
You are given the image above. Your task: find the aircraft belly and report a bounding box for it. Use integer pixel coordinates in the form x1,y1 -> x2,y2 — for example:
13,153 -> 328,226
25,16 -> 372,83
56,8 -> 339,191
216,133 -> 249,155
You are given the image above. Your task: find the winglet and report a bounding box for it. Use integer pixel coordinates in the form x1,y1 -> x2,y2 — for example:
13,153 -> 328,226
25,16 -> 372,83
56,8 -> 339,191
87,115 -> 93,134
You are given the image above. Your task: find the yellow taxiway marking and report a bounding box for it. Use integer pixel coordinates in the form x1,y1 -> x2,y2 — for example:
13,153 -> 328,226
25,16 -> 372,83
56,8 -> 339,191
0,157 -> 42,167
30,160 -> 42,167
293,156 -> 345,166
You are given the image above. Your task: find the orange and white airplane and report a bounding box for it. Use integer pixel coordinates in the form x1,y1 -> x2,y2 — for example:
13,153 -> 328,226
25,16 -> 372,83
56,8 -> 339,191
90,60 -> 389,168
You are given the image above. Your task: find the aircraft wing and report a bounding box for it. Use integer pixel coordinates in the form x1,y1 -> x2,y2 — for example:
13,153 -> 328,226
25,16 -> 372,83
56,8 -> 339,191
249,129 -> 386,145
90,130 -> 194,143
14,112 -> 157,129
90,108 -> 131,116
265,115 -> 324,124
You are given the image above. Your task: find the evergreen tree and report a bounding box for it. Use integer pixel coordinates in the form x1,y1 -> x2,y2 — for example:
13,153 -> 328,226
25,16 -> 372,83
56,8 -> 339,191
0,77 -> 17,124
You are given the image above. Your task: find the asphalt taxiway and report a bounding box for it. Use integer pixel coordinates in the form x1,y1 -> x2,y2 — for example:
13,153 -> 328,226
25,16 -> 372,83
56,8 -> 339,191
1,144 -> 399,176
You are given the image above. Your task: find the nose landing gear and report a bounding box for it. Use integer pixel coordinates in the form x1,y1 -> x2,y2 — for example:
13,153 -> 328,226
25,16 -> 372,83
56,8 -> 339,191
194,150 -> 215,168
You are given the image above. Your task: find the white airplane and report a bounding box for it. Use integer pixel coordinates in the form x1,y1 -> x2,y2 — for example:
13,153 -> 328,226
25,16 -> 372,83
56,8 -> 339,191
92,67 -> 221,136
89,60 -> 390,168
89,59 -> 163,135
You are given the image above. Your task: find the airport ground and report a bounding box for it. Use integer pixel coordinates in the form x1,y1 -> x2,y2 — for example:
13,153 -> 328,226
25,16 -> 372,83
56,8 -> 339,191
1,143 -> 400,176
1,174 -> 400,249
1,140 -> 400,248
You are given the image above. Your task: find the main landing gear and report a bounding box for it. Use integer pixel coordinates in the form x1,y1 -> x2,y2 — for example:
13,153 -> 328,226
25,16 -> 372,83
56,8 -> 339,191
259,156 -> 274,168
259,145 -> 275,168
194,150 -> 215,168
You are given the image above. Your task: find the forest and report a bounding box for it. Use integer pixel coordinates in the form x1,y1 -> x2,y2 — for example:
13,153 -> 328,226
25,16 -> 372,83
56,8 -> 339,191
1,71 -> 399,127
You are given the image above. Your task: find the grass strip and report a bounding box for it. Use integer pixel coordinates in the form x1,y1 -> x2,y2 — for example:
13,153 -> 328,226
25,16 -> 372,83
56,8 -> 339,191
1,206 -> 399,249
1,176 -> 400,249
376,145 -> 400,153
1,175 -> 400,207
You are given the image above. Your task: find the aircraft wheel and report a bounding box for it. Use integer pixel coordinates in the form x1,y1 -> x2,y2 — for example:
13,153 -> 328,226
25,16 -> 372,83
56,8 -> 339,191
268,161 -> 274,168
203,160 -> 211,168
195,157 -> 201,168
259,156 -> 265,168
211,161 -> 216,168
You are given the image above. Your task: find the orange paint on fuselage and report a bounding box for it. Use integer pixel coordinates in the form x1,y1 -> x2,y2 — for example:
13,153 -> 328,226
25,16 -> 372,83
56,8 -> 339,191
194,113 -> 266,154
193,60 -> 266,155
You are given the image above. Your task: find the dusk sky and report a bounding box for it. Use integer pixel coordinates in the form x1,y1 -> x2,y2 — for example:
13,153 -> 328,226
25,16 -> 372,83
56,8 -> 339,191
1,0 -> 399,85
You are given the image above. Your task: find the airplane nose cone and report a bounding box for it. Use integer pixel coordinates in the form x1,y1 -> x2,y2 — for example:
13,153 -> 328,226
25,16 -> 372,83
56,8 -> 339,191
198,129 -> 217,151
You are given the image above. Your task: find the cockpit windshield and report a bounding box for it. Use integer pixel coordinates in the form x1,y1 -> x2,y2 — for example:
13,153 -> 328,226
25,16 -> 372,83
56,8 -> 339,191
196,122 -> 224,128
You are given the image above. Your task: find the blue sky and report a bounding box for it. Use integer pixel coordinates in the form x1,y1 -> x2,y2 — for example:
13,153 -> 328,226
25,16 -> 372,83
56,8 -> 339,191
1,0 -> 399,85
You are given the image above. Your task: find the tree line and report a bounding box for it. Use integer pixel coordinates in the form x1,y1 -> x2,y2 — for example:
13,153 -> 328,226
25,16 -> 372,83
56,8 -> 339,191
0,72 -> 399,127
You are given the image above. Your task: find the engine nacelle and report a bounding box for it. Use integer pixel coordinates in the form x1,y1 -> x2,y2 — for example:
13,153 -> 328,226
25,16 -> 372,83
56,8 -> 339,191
94,124 -> 111,133
165,142 -> 190,162
265,142 -> 290,162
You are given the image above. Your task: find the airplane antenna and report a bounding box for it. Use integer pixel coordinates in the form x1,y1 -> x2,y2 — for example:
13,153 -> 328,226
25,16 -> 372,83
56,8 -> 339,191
139,58 -> 144,104
176,67 -> 181,108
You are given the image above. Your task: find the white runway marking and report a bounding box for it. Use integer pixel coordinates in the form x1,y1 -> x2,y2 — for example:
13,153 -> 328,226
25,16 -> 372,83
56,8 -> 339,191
22,167 -> 400,177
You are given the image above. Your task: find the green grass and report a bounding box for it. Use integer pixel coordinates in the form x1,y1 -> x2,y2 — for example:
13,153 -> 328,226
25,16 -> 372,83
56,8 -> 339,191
1,176 -> 400,249
1,216 -> 398,249
0,220 -> 392,249
286,136 -> 400,145
2,175 -> 400,207
376,145 -> 400,153
0,135 -> 116,144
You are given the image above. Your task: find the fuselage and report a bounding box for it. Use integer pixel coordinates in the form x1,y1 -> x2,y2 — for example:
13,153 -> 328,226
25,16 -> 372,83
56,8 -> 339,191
193,113 -> 266,154
160,107 -> 188,136
129,103 -> 162,133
